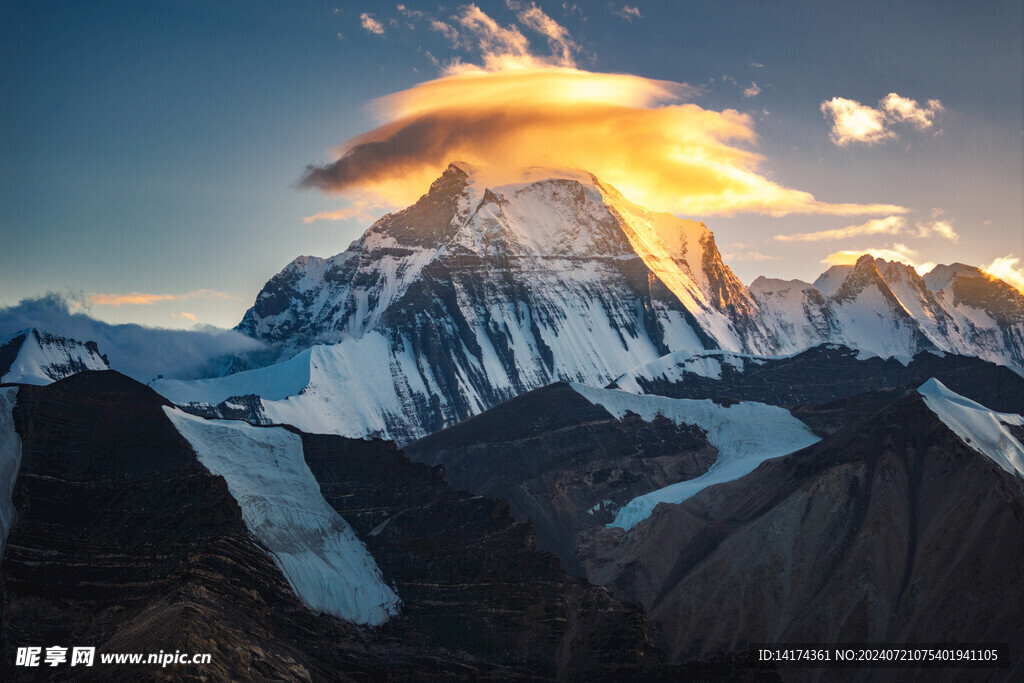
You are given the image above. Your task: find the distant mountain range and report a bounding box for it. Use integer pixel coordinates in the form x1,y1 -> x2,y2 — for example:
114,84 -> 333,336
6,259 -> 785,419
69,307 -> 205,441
147,163 -> 1024,444
2,164 -> 1023,678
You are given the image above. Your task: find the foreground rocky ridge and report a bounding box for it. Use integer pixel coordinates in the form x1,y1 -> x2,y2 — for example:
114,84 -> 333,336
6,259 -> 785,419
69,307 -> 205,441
582,386 -> 1024,681
405,349 -> 1024,574
0,371 -> 673,680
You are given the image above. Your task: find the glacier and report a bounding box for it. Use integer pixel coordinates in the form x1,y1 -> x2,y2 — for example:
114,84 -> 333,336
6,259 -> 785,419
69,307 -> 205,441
164,407 -> 401,626
919,377 -> 1024,479
567,383 -> 820,530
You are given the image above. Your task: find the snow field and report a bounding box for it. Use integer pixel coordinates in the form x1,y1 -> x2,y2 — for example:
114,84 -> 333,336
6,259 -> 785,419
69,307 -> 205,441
164,407 -> 401,626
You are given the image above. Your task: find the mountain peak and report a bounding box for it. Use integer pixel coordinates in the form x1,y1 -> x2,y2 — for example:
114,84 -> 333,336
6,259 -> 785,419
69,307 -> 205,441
923,262 -> 987,291
0,328 -> 109,386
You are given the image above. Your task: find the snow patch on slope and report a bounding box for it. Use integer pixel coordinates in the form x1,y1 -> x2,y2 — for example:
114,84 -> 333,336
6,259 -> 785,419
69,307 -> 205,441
163,407 -> 401,626
612,349 -> 767,393
918,378 -> 1024,479
568,384 -> 820,529
153,347 -> 313,404
0,387 -> 22,557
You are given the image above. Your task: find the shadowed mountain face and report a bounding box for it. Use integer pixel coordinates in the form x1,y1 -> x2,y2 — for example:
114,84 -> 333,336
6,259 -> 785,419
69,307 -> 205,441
402,349 -> 1024,578
404,382 -> 718,575
0,371 -> 670,681
612,345 -> 1024,435
582,389 -> 1024,680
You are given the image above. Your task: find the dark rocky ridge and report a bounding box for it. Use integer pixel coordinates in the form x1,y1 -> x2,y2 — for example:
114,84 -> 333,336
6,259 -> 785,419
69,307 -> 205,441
615,345 -> 1024,434
582,389 -> 1024,680
404,382 -> 717,575
299,431 -> 668,679
0,371 -> 673,680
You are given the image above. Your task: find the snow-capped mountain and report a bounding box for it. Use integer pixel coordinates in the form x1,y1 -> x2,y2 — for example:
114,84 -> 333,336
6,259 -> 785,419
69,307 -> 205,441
0,328 -> 109,385
161,164 -> 780,442
158,165 -> 1024,444
751,255 -> 1024,367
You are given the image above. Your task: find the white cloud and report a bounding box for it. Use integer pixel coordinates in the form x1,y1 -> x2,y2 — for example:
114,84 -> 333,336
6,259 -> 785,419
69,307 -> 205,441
774,215 -> 905,242
916,219 -> 958,242
820,97 -> 894,146
611,4 -> 642,21
360,13 -> 385,35
720,249 -> 780,262
821,92 -> 943,147
743,82 -> 761,98
517,2 -> 578,65
983,256 -> 1024,293
881,93 -> 942,130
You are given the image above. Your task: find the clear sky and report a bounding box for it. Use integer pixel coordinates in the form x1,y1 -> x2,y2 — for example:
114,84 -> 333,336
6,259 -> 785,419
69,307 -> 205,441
2,0 -> 1022,329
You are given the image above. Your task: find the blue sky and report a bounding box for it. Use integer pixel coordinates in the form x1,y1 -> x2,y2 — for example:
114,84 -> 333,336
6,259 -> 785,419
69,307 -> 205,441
2,1 -> 1021,328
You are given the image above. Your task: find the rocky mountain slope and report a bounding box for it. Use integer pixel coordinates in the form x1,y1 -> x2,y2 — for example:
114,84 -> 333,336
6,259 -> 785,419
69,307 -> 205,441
581,380 -> 1024,680
0,371 -> 672,680
405,381 -> 818,574
404,348 -> 1024,575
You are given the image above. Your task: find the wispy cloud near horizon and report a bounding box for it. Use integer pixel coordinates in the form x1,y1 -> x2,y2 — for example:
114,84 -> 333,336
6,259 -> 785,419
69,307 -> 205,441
85,289 -> 236,307
0,293 -> 267,382
775,216 -> 906,242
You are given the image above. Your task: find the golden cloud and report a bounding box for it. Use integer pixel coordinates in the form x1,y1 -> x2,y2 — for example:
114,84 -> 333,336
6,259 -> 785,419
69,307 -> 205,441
88,289 -> 235,307
775,215 -> 906,242
302,65 -> 907,218
983,255 -> 1024,294
303,200 -> 380,224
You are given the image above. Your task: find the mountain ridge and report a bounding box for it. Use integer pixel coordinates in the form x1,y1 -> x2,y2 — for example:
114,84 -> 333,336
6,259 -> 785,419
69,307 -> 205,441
163,165 -> 1024,443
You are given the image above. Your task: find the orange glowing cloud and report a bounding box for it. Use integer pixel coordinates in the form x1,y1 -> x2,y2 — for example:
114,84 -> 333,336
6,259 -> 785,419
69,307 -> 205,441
87,289 -> 235,306
302,5 -> 905,218
303,200 -> 380,224
302,66 -> 906,217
